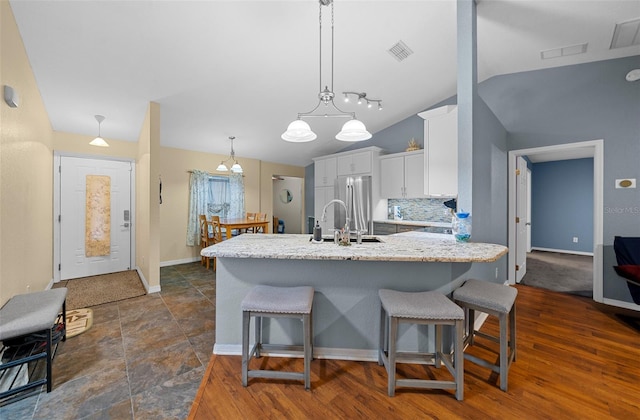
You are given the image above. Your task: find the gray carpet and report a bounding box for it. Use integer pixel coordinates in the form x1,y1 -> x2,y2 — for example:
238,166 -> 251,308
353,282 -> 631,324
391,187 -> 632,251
521,251 -> 593,298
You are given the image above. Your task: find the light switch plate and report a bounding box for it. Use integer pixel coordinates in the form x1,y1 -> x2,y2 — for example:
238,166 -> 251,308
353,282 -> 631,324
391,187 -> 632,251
615,178 -> 636,189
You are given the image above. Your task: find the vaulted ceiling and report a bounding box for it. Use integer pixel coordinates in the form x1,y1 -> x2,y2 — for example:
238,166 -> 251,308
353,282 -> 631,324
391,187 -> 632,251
9,0 -> 640,166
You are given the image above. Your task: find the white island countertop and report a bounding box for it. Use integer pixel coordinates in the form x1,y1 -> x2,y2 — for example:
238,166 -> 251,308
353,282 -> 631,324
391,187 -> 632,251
201,231 -> 507,263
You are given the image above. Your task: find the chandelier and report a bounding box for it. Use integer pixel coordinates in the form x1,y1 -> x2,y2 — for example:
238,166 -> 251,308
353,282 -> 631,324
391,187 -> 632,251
281,0 -> 373,143
216,136 -> 243,173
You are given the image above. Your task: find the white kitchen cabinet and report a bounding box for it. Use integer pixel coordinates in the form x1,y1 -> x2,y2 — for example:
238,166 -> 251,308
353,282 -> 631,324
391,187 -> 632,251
313,156 -> 337,187
337,150 -> 372,176
418,105 -> 458,197
314,186 -> 335,233
379,150 -> 427,199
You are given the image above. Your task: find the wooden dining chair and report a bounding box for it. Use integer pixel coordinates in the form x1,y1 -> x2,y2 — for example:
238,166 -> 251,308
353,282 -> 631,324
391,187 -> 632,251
206,216 -> 224,270
200,216 -> 214,267
254,212 -> 268,233
245,212 -> 257,233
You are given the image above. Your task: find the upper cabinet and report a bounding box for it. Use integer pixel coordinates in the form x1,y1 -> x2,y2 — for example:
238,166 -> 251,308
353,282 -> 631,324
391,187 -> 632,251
418,105 -> 458,197
313,156 -> 337,187
337,150 -> 373,176
379,150 -> 427,199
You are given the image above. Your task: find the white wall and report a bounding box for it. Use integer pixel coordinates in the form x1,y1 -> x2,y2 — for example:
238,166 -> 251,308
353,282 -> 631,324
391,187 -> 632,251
272,176 -> 303,234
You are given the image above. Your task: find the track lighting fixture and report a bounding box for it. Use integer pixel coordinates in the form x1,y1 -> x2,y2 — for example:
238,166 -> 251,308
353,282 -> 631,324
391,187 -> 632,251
343,92 -> 383,111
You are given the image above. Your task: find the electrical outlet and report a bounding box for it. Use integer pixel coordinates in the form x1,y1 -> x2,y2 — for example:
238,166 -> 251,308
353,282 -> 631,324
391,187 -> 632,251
573,237 -> 578,243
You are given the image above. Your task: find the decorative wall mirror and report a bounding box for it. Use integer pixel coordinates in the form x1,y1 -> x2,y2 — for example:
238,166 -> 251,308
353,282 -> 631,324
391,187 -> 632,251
279,188 -> 293,204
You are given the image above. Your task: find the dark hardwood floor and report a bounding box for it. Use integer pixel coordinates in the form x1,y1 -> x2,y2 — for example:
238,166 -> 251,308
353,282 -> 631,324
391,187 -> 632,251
188,284 -> 640,419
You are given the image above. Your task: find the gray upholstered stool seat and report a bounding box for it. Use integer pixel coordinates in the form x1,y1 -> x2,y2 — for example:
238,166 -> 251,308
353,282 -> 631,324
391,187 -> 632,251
378,289 -> 465,400
241,285 -> 314,389
0,288 -> 67,398
453,279 -> 517,391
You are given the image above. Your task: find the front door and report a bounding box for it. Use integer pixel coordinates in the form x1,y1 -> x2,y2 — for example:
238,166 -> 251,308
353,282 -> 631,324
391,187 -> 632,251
59,156 -> 132,280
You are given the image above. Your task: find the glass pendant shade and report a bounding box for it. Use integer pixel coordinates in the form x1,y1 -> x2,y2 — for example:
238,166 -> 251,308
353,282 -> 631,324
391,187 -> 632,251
231,162 -> 243,173
281,120 -> 317,142
335,119 -> 372,142
89,136 -> 109,147
216,162 -> 228,172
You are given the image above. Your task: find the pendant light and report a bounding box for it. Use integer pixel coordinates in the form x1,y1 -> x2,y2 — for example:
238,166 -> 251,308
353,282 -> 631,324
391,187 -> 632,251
216,136 -> 243,173
281,0 -> 372,143
89,115 -> 109,147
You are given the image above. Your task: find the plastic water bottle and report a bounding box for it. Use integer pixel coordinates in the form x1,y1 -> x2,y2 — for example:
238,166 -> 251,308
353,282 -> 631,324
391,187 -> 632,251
453,212 -> 471,242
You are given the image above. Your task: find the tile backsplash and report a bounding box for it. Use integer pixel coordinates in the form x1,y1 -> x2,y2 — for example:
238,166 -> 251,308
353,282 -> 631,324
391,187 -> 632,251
387,198 -> 453,222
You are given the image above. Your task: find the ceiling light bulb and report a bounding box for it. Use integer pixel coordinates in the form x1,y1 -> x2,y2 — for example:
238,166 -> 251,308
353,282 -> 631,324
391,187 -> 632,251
357,98 -> 362,105
344,94 -> 349,102
89,137 -> 109,147
367,101 -> 372,109
378,103 -> 383,111
231,162 -> 243,173
281,120 -> 317,142
336,119 -> 372,142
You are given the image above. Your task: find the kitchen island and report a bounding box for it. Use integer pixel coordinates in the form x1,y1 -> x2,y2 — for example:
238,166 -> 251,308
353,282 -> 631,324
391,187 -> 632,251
202,232 -> 507,361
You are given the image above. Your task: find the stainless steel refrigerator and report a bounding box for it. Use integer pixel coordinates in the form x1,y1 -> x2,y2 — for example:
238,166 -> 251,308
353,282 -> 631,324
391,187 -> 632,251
334,176 -> 372,234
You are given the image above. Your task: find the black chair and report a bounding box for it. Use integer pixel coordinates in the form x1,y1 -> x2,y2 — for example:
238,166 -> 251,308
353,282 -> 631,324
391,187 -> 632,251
613,236 -> 640,305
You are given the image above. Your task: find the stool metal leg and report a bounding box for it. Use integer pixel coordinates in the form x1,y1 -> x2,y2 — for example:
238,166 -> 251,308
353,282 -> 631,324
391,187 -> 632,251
242,311 -> 250,387
499,312 -> 508,391
378,305 -> 386,366
511,304 -> 517,362
255,315 -> 262,358
303,313 -> 312,390
434,324 -> 442,368
388,316 -> 398,397
454,319 -> 464,401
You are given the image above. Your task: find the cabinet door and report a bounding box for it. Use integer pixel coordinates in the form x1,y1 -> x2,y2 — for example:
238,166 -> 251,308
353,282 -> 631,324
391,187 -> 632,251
425,107 -> 457,196
380,156 -> 405,198
337,151 -> 372,175
314,186 -> 335,233
404,152 -> 427,198
373,222 -> 397,235
314,157 -> 337,187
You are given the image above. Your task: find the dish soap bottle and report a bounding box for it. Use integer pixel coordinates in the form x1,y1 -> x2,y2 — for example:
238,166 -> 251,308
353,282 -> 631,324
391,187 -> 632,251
313,221 -> 322,243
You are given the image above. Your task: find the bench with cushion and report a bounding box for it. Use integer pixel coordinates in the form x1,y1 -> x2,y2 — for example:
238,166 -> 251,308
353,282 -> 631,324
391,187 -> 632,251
0,288 -> 67,402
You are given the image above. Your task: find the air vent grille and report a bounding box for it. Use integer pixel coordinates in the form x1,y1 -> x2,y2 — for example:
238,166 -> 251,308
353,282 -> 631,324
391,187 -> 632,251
610,18 -> 640,49
540,43 -> 588,60
388,40 -> 413,62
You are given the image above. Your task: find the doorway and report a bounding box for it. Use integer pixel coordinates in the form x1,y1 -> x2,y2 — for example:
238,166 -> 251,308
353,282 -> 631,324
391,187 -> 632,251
272,176 -> 304,234
53,154 -> 135,281
508,140 -> 604,302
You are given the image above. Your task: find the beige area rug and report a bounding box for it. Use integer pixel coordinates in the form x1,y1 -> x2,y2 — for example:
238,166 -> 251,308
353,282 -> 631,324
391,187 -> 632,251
55,270 -> 146,310
65,308 -> 93,338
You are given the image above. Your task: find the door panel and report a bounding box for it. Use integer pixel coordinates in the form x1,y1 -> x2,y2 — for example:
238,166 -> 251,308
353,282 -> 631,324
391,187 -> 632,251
60,157 -> 132,279
516,156 -> 528,282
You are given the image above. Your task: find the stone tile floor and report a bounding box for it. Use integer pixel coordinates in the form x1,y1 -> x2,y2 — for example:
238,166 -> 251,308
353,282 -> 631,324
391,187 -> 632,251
0,262 -> 215,420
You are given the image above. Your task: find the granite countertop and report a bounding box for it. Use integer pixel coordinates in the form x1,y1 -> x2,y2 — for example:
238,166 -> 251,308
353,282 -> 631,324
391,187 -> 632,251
373,220 -> 452,228
201,232 -> 507,263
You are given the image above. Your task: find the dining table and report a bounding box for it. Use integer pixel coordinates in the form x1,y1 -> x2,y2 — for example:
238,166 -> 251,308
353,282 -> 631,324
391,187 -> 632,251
219,218 -> 269,240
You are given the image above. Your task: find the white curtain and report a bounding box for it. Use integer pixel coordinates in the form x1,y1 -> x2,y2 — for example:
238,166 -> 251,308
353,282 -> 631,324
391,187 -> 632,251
229,173 -> 245,219
207,177 -> 230,218
186,170 -> 210,246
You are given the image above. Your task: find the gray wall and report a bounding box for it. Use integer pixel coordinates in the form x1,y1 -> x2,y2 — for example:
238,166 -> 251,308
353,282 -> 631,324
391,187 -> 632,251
306,55 -> 640,303
531,158 -> 594,253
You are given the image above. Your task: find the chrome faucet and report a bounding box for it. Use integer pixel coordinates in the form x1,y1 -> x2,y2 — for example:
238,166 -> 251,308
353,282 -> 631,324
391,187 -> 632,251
321,199 -> 350,244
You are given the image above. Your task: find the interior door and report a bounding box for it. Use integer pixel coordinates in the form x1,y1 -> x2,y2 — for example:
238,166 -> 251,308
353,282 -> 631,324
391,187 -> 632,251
516,156 -> 528,282
59,156 -> 132,280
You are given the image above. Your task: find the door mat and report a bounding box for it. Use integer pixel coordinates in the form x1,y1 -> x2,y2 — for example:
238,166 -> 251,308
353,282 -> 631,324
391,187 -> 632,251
65,308 -> 93,338
55,270 -> 146,310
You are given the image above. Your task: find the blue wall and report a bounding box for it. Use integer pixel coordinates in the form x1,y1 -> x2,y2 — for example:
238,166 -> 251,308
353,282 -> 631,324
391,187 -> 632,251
531,158 -> 594,253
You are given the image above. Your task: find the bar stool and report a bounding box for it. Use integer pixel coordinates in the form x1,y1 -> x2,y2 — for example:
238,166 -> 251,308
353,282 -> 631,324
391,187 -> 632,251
453,279 -> 517,391
378,289 -> 465,400
241,285 -> 314,389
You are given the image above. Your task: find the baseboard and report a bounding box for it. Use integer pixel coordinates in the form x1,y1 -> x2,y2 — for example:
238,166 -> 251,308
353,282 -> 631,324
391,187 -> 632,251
531,247 -> 593,256
160,257 -> 199,267
602,298 -> 640,312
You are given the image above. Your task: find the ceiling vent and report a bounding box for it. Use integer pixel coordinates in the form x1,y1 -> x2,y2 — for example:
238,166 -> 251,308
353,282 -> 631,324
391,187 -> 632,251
610,17 -> 640,49
540,43 -> 588,60
388,40 -> 413,62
